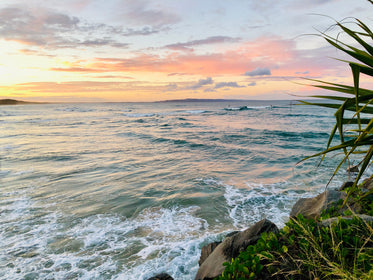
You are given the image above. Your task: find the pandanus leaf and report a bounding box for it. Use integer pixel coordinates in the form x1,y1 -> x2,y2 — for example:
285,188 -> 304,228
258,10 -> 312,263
301,18 -> 373,195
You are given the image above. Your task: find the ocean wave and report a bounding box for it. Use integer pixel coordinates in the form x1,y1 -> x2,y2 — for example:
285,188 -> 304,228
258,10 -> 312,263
122,113 -> 156,118
223,182 -> 314,229
279,113 -> 332,119
0,199 -> 215,280
224,105 -> 271,111
184,110 -> 209,114
150,136 -> 208,150
196,177 -> 322,229
22,154 -> 79,162
56,107 -> 96,113
0,144 -> 20,151
263,129 -> 330,139
0,112 -> 16,117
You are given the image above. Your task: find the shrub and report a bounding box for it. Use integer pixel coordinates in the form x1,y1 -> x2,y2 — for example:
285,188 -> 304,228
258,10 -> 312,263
218,215 -> 373,279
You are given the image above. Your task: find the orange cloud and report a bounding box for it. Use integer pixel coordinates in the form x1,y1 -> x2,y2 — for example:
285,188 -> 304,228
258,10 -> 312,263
48,36 -> 351,84
50,36 -> 297,76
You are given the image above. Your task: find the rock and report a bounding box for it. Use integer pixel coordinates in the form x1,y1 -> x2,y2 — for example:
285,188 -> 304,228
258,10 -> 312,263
198,231 -> 239,266
290,190 -> 346,219
338,181 -> 354,191
347,165 -> 359,173
361,176 -> 373,191
195,219 -> 278,280
225,230 -> 240,238
147,273 -> 174,280
199,241 -> 221,266
320,214 -> 373,227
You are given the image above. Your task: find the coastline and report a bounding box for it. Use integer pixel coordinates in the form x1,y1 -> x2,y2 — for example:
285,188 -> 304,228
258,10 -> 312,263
0,99 -> 48,105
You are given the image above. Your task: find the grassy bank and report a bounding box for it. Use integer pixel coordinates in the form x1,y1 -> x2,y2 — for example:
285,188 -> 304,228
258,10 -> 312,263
218,192 -> 373,280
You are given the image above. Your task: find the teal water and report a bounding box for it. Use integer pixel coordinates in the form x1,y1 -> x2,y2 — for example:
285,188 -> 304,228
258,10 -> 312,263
0,101 -> 365,279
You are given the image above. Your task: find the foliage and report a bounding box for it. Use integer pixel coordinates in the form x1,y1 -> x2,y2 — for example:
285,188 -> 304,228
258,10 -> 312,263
299,18 -> 373,201
218,231 -> 287,280
218,215 -> 373,280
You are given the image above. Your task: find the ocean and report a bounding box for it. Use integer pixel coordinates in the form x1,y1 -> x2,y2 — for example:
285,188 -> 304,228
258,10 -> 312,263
0,100 -> 366,280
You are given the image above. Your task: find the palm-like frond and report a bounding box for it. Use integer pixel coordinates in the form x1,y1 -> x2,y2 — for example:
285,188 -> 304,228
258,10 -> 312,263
302,18 -> 373,196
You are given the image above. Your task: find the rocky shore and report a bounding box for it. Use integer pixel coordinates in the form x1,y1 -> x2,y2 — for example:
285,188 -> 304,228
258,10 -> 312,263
147,176 -> 373,280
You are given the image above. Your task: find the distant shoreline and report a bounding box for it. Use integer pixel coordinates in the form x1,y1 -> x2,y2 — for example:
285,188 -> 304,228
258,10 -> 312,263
0,99 -> 48,105
0,98 -> 304,105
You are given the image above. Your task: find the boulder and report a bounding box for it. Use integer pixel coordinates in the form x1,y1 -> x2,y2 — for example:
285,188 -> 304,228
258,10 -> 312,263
195,219 -> 278,280
147,273 -> 173,280
347,165 -> 359,173
198,241 -> 221,266
198,231 -> 239,266
361,176 -> 373,191
290,190 -> 346,219
338,181 -> 354,192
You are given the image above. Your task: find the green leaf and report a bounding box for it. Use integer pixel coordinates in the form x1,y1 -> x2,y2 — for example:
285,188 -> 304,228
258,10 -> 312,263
282,245 -> 288,253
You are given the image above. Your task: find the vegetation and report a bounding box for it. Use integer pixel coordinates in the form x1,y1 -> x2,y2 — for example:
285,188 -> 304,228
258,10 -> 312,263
300,17 -> 373,201
219,214 -> 373,280
0,99 -> 44,105
217,17 -> 373,280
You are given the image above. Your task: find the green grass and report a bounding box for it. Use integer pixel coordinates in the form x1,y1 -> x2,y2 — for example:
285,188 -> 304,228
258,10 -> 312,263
218,214 -> 373,280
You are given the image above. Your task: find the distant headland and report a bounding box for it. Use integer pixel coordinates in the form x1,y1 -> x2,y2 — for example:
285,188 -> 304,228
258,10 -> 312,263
0,99 -> 46,105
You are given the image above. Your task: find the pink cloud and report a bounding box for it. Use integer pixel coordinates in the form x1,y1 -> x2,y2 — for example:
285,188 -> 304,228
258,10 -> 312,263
48,36 -> 355,86
50,36 -> 299,76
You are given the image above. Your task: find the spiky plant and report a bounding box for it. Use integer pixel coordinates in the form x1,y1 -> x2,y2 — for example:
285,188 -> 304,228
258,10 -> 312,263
300,18 -> 373,201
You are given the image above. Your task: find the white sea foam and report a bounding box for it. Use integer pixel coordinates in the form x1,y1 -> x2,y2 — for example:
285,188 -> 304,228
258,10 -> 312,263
0,198 -> 215,280
196,177 -> 302,228
222,180 -> 321,229
123,113 -> 155,118
184,110 -> 208,114
57,107 -> 96,112
14,169 -> 34,176
116,206 -> 211,279
0,170 -> 11,176
224,106 -> 271,111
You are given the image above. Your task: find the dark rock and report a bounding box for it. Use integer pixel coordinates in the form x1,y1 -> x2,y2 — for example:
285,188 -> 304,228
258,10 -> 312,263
361,176 -> 373,191
195,219 -> 279,280
198,231 -> 239,266
347,165 -> 359,173
147,273 -> 173,280
290,190 -> 346,219
339,181 -> 354,191
225,230 -> 240,238
199,241 -> 221,266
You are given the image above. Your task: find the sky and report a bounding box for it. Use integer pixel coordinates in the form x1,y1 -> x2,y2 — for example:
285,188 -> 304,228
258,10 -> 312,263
0,0 -> 372,102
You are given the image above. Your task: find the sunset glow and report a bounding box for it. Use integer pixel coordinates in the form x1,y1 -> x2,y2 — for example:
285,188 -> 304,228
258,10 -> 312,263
1,0 -> 372,102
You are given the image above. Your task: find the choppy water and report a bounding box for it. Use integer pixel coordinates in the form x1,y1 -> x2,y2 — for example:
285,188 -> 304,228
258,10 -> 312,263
0,100 -> 367,280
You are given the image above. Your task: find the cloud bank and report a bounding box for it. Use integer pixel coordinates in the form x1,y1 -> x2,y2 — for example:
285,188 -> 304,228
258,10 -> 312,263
0,6 -> 159,49
166,36 -> 241,51
214,82 -> 244,89
244,67 -> 271,76
187,77 -> 213,90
